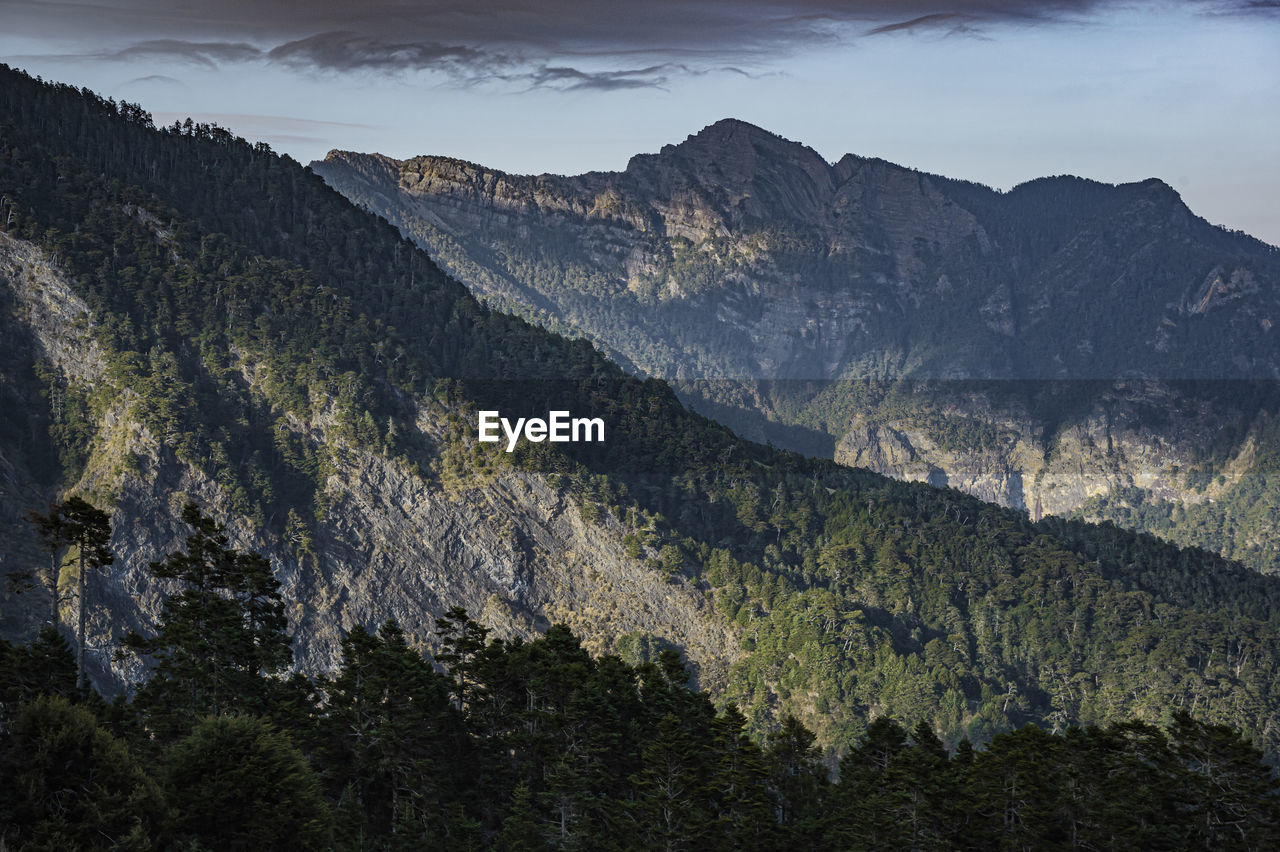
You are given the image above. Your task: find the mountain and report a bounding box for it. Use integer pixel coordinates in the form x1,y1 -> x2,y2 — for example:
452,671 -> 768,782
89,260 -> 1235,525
6,67 -> 1280,759
310,120 -> 1280,573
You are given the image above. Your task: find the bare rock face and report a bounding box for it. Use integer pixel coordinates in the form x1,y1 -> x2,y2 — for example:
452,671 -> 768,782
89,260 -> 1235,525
833,380 -> 1276,569
0,232 -> 740,694
312,121 -> 1280,573
313,120 -> 998,383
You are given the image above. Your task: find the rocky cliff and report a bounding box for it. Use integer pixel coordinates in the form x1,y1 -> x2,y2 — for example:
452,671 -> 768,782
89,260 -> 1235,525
832,380 -> 1278,572
0,231 -> 739,694
313,121 -> 1280,572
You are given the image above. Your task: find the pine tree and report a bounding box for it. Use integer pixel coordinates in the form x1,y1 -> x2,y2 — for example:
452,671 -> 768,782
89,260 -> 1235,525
763,715 -> 827,844
1168,712 -> 1280,849
162,714 -> 330,850
707,703 -> 775,850
122,503 -> 290,739
828,716 -> 909,848
496,783 -> 551,851
0,695 -> 163,849
29,496 -> 113,688
627,713 -> 712,851
0,625 -> 79,727
318,620 -> 468,844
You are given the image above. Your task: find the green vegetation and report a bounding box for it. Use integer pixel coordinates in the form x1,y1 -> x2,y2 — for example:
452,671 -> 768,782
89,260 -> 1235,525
2,510 -> 1277,849
5,63 -> 1280,772
316,127 -> 1280,577
1075,401 -> 1280,573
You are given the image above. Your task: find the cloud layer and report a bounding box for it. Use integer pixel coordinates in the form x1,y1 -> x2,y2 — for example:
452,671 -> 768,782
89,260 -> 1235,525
6,0 -> 1278,90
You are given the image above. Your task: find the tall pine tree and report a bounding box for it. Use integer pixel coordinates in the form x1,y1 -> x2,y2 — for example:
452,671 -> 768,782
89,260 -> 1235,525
122,503 -> 290,739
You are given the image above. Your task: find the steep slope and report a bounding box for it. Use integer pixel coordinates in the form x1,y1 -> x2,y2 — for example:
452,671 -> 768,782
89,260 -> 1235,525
313,121 -> 1280,573
315,119 -> 1280,383
5,67 -> 1280,757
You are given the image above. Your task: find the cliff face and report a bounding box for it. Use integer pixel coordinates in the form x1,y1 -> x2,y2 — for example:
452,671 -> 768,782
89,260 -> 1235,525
0,231 -> 739,694
834,381 -> 1259,517
316,123 -> 1000,382
313,121 -> 1280,572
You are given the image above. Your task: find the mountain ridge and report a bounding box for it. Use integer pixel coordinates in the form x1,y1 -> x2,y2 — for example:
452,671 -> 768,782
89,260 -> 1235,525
316,118 -> 1280,379
312,118 -> 1280,574
7,67 -> 1280,758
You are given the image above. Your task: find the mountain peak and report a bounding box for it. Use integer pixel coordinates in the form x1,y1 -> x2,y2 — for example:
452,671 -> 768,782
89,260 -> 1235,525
690,117 -> 778,141
624,118 -> 835,209
671,118 -> 807,159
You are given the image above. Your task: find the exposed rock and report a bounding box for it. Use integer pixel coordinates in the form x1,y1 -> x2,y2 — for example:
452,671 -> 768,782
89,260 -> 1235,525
311,120 -> 1280,573
0,232 -> 741,694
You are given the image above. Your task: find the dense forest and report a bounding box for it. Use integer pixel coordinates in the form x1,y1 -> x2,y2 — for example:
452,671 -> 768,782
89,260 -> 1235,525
4,61 -> 1280,787
3,503 -> 1278,849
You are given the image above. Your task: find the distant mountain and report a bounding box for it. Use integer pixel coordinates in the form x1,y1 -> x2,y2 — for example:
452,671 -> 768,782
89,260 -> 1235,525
315,118 -> 1280,382
6,67 -> 1280,760
313,120 -> 1280,573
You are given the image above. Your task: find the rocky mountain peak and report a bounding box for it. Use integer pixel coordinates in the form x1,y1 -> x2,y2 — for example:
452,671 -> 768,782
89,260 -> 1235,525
623,118 -> 837,224
678,118 -> 797,151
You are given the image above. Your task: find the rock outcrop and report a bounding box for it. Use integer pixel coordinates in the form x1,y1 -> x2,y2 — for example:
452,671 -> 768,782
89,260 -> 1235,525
0,232 -> 740,693
313,121 -> 1280,572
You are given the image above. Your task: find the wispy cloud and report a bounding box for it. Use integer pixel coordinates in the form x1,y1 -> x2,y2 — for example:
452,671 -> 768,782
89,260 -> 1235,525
122,74 -> 183,86
865,13 -> 987,37
521,64 -> 683,91
110,39 -> 263,68
1203,0 -> 1280,14
5,1 -> 1278,92
266,32 -> 499,75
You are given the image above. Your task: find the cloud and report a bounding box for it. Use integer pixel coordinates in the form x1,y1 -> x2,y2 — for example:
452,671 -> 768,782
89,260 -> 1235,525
266,32 -> 499,75
7,0 -> 1277,90
122,74 -> 183,86
865,13 -> 987,37
1206,0 -> 1280,14
110,39 -> 263,68
0,2 -> 1117,57
521,64 -> 683,91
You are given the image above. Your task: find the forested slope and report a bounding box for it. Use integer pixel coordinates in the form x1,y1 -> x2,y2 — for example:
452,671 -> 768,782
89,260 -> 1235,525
2,65 -> 1280,764
314,123 -> 1280,575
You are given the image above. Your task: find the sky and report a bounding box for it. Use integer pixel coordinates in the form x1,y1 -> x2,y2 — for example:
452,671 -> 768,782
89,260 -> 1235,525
2,0 -> 1278,245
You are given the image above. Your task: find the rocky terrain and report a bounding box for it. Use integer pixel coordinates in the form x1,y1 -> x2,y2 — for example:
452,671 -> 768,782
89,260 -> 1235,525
313,121 -> 1280,571
0,231 -> 739,693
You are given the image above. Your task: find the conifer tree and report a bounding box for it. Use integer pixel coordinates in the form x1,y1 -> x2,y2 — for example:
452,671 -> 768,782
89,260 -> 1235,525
318,620 -> 464,843
0,695 -> 163,849
0,626 -> 79,728
496,783 -> 551,851
163,714 -> 330,850
763,715 -> 828,843
1168,712 -> 1280,848
29,497 -> 113,689
707,703 -> 774,850
122,503 -> 289,739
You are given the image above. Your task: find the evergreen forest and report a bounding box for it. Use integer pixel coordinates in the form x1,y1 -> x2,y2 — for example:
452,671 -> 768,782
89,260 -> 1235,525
2,502 -> 1277,849
1,65 -> 1280,848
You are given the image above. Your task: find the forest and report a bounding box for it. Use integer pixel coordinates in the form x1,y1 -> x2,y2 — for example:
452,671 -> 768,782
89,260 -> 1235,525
2,62 -> 1280,848
2,501 -> 1277,849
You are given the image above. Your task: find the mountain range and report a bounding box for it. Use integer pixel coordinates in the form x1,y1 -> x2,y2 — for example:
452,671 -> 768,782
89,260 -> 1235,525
311,120 -> 1280,574
4,66 -> 1280,759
